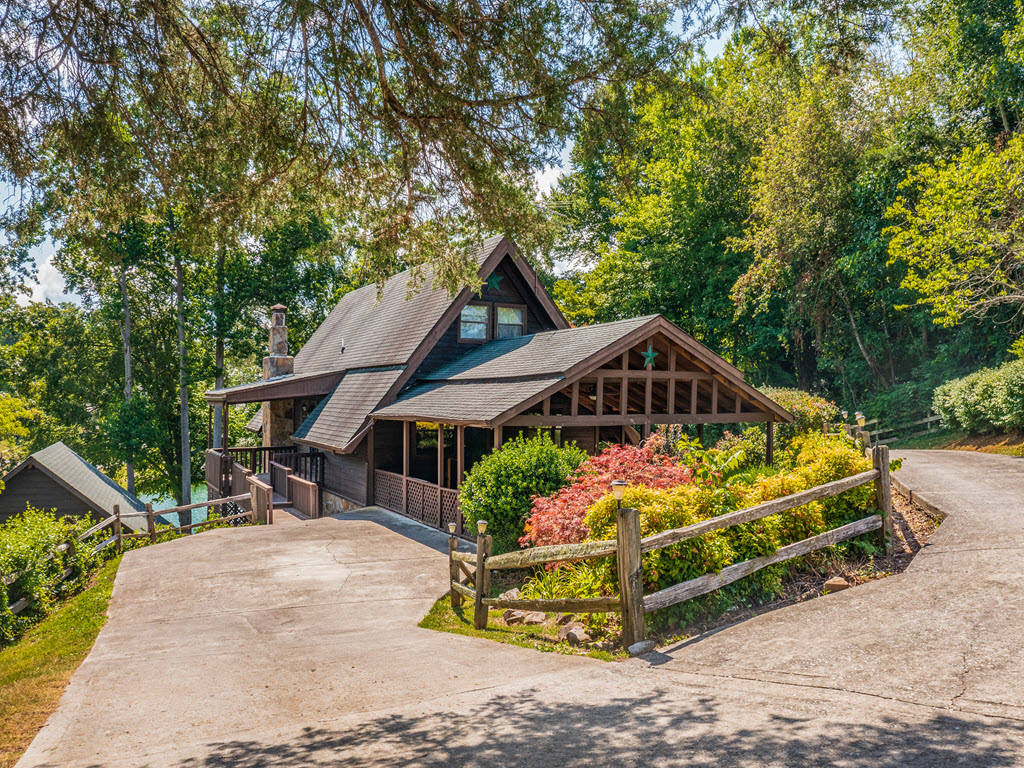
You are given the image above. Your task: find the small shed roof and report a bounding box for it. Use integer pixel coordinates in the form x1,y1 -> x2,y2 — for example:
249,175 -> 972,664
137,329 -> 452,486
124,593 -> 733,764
2,442 -> 147,529
293,368 -> 405,451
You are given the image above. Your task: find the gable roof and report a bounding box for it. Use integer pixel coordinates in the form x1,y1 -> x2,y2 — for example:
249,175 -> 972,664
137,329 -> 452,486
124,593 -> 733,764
293,235 -> 566,375
2,442 -> 147,528
372,315 -> 795,426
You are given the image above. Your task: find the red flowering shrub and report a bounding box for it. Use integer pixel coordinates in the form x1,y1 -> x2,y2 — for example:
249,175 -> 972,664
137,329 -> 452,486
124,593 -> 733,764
519,438 -> 694,548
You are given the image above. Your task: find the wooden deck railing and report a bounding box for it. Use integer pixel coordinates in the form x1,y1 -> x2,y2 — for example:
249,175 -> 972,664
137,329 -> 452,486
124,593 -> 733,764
224,444 -> 297,475
4,476 -> 276,618
452,445 -> 893,649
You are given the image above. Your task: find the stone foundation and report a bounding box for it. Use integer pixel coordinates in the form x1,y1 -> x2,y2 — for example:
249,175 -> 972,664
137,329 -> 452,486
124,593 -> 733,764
322,489 -> 364,515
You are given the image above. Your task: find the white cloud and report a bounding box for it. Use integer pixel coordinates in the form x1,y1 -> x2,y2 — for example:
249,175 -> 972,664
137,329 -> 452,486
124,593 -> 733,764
534,163 -> 564,196
16,241 -> 79,306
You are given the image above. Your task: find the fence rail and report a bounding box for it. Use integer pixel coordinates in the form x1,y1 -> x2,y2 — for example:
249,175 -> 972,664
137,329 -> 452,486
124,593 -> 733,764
449,444 -> 893,650
4,476 -> 276,618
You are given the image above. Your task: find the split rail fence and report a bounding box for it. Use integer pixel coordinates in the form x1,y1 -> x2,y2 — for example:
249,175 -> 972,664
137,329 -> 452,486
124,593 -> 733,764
450,445 -> 892,649
3,475 -> 274,618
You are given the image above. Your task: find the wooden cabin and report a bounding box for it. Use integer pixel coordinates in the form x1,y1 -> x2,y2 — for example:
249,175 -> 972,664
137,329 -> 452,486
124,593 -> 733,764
0,441 -> 147,530
204,235 -> 793,533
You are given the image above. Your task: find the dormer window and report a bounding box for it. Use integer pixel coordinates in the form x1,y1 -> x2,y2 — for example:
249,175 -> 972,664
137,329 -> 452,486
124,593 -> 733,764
459,303 -> 489,342
496,305 -> 525,339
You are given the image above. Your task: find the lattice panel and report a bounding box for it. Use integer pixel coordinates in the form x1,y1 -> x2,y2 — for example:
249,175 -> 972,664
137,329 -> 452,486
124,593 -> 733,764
424,485 -> 440,526
374,470 -> 404,513
440,488 -> 459,531
407,481 -> 427,522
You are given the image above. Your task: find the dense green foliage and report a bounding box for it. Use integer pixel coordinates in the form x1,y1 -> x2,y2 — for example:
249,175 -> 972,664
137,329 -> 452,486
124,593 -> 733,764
459,434 -> 587,554
714,388 -> 840,469
0,508 -> 98,643
933,358 -> 1024,432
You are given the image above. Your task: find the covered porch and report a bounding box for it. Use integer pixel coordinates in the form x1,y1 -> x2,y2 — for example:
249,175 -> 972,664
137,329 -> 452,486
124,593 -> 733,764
368,318 -> 794,536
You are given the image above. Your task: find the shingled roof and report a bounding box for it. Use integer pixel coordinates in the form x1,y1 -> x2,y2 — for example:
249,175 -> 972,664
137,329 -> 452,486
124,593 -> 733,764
2,442 -> 148,530
372,315 -> 794,426
293,368 -> 405,451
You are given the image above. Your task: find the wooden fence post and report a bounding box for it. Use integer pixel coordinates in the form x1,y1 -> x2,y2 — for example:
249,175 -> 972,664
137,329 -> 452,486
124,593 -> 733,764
473,522 -> 491,630
616,505 -> 645,649
113,504 -> 122,554
448,524 -> 462,609
872,444 -> 893,554
146,502 -> 156,543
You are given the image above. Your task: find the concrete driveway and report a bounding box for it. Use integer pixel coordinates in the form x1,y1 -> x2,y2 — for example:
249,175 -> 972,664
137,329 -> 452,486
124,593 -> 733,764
17,451 -> 1024,767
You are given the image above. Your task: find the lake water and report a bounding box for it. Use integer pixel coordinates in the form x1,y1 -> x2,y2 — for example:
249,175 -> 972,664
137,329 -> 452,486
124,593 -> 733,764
139,484 -> 209,527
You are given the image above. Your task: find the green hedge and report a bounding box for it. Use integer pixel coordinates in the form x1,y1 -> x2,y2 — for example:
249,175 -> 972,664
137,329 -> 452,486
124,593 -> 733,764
0,507 -> 100,644
459,433 -> 587,554
933,359 -> 1024,433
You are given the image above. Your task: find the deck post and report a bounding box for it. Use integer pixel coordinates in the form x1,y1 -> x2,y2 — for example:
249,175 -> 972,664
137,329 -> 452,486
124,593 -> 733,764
367,423 -> 375,506
473,523 -> 492,629
113,504 -> 122,554
766,420 -> 775,465
146,502 -> 156,542
493,425 -> 502,451
616,505 -> 644,648
872,445 -> 893,554
456,425 -> 465,486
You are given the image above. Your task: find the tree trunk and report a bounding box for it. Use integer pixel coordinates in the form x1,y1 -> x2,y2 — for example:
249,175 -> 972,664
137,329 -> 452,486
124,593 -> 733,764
118,265 -> 135,495
840,292 -> 891,387
175,248 -> 193,524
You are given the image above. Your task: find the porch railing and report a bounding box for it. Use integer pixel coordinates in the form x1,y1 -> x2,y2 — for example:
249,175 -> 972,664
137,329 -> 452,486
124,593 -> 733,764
373,469 -> 464,536
224,445 -> 298,475
272,449 -> 324,486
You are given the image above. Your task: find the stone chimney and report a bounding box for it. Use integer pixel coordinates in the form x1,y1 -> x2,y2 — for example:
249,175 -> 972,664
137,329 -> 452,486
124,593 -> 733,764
263,304 -> 294,380
262,304 -> 294,447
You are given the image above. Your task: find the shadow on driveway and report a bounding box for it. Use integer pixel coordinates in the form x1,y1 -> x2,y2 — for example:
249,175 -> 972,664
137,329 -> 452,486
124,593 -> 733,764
171,687 -> 1024,768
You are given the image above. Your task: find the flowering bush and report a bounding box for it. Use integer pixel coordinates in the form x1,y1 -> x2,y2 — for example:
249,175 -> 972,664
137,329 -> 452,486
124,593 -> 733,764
520,432 -> 877,629
519,438 -> 693,548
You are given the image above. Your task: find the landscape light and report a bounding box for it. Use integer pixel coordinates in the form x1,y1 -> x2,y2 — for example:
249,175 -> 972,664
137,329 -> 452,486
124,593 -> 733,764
855,411 -> 866,427
841,410 -> 848,421
477,520 -> 488,535
447,523 -> 456,535
611,479 -> 627,502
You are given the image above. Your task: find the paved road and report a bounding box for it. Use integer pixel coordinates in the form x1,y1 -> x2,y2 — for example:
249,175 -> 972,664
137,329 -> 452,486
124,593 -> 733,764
17,451 -> 1024,767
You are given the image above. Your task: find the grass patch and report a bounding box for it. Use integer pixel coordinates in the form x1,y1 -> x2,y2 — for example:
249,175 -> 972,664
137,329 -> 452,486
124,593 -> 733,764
418,597 -> 625,662
896,429 -> 1024,456
0,556 -> 121,768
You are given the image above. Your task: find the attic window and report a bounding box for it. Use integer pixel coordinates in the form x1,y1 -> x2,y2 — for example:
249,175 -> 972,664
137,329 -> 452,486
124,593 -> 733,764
496,305 -> 525,339
459,304 -> 489,341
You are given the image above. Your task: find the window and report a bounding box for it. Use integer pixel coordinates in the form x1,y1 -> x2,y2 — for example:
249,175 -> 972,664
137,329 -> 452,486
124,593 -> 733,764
459,304 -> 489,341
496,305 -> 525,339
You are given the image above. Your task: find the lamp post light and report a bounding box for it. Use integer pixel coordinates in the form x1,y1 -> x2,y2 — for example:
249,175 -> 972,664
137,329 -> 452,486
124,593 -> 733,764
611,479 -> 627,510
447,522 -> 456,535
477,519 -> 488,535
855,411 -> 866,428
841,410 -> 849,422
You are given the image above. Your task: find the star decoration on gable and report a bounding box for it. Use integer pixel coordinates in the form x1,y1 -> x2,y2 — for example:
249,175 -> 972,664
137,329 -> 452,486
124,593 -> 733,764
486,272 -> 503,291
641,343 -> 658,368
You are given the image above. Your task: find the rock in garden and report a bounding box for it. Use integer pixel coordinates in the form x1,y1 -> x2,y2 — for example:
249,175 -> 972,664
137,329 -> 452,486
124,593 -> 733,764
503,609 -> 527,624
499,588 -> 521,601
558,621 -> 584,641
523,611 -> 547,625
628,640 -> 656,657
824,576 -> 850,592
566,627 -> 592,646
556,613 -> 576,626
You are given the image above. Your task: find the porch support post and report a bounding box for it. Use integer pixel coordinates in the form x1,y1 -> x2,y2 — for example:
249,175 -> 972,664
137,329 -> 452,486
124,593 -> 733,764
402,421 -> 410,513
493,425 -> 502,451
207,404 -> 214,450
366,424 -> 375,506
221,405 -> 229,451
437,424 -> 444,525
456,425 -> 465,487
766,419 -> 775,465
